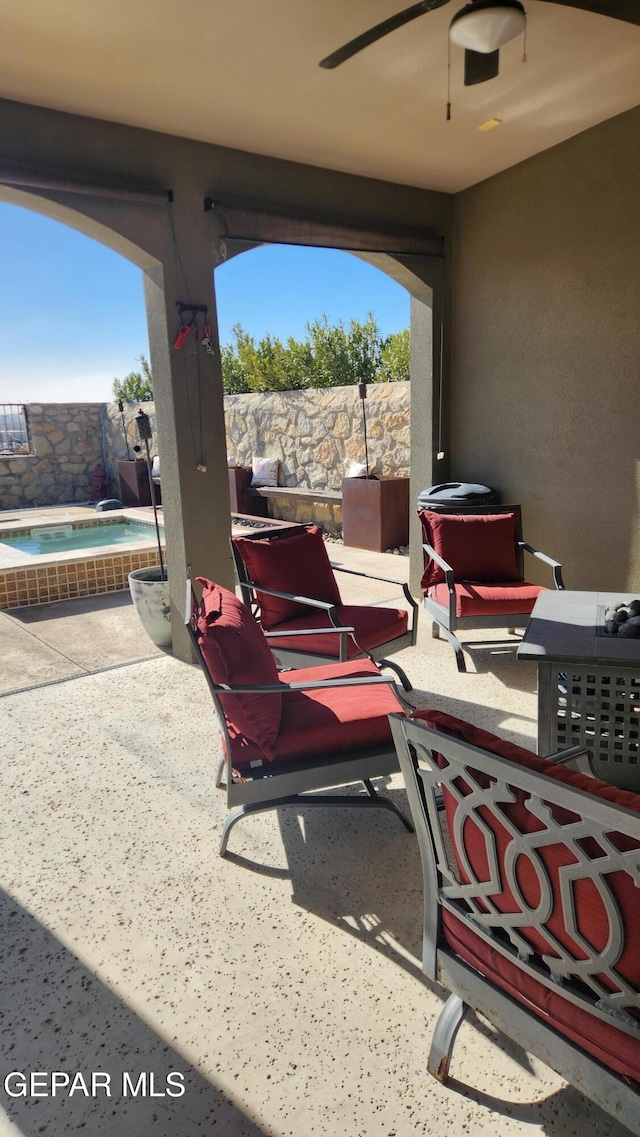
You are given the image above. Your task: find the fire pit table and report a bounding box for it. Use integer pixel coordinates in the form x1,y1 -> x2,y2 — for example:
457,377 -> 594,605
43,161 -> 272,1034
517,589 -> 640,790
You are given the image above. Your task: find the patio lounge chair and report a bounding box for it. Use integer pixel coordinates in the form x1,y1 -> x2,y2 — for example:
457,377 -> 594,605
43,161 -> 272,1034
417,504 -> 564,672
389,710 -> 640,1134
231,524 -> 418,691
186,577 -> 413,856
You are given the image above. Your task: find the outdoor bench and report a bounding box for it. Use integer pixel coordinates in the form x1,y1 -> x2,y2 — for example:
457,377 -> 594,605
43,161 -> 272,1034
245,485 -> 342,506
228,466 -> 342,526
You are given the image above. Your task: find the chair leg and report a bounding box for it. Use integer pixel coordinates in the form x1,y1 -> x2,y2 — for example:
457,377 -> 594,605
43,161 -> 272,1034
437,627 -> 466,672
451,636 -> 467,672
363,779 -> 414,831
377,657 -> 413,692
427,993 -> 469,1084
429,620 -> 466,671
220,788 -> 414,856
215,758 -> 226,789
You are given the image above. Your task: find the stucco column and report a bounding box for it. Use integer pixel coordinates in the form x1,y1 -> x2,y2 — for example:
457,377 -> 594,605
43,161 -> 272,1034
408,256 -> 448,596
144,190 -> 233,661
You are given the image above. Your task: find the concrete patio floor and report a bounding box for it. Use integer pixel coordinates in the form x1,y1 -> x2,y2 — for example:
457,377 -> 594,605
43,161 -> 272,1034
0,548 -> 629,1137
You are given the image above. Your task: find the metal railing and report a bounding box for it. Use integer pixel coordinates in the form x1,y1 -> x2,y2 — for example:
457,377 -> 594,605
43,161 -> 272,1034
0,404 -> 31,456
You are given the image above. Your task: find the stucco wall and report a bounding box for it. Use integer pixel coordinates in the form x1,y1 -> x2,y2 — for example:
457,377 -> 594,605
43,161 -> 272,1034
0,403 -> 104,509
225,382 -> 410,491
451,106 -> 640,591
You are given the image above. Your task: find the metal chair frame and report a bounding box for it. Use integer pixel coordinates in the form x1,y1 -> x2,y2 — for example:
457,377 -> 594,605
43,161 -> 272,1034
420,504 -> 564,672
186,581 -> 413,856
231,532 -> 418,690
389,713 -> 640,1134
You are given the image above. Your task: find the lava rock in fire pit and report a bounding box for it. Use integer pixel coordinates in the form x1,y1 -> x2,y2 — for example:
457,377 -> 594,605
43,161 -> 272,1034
604,601 -> 640,636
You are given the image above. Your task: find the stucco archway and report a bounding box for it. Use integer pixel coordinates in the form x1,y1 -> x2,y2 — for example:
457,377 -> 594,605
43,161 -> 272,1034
0,182 -> 232,659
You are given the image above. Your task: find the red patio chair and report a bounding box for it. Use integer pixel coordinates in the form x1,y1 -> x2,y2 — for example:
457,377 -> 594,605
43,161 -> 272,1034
390,710 -> 640,1133
186,577 -> 413,857
418,504 -> 564,672
231,524 -> 418,691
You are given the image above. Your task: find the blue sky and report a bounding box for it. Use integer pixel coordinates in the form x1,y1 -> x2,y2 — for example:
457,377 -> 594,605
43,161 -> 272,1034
0,202 -> 409,403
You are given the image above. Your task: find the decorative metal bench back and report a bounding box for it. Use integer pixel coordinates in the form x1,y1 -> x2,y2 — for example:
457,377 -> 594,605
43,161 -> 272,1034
391,716 -> 640,1040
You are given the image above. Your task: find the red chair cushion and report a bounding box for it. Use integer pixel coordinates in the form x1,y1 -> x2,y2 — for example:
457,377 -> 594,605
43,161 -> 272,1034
428,581 -> 544,617
410,710 -> 640,1081
228,659 -> 404,771
442,909 -> 640,1085
265,604 -> 409,659
418,510 -> 521,588
195,578 -> 282,760
233,526 -> 342,630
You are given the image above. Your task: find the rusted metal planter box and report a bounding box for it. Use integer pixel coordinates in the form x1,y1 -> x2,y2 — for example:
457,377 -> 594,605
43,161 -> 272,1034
342,476 -> 409,552
228,466 -> 268,517
117,459 -> 152,507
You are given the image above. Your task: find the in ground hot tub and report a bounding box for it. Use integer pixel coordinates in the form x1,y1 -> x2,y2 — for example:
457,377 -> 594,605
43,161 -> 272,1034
0,514 -> 164,609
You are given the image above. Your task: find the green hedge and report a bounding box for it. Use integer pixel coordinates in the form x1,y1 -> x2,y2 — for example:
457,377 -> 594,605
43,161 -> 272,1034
221,313 -> 409,395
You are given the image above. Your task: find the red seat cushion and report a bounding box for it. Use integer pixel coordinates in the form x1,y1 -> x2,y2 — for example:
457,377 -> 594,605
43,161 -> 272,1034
410,710 -> 640,1082
418,510 -> 521,589
427,581 -> 544,616
233,526 -> 342,630
442,909 -> 640,1085
265,603 -> 409,659
228,659 -> 404,771
195,578 -> 282,760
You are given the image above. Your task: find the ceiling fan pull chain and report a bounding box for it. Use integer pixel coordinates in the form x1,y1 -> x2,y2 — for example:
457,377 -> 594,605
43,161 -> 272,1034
522,21 -> 527,63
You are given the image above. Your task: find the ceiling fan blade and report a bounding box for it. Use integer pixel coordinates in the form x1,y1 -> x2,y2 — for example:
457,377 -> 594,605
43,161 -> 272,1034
539,0 -> 640,27
464,48 -> 500,85
319,0 -> 451,69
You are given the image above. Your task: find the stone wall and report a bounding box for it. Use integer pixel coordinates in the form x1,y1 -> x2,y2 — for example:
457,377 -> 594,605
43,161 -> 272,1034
225,382 -> 410,491
0,384 -> 410,513
0,403 -> 104,510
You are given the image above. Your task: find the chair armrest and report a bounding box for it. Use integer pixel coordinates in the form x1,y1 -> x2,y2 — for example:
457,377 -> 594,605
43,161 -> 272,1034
265,622 -> 358,663
332,564 -> 406,588
242,579 -> 336,612
215,674 -> 399,694
333,564 -> 418,615
519,541 -> 564,589
332,566 -> 418,643
264,626 -> 356,638
544,745 -> 593,775
422,543 -> 455,589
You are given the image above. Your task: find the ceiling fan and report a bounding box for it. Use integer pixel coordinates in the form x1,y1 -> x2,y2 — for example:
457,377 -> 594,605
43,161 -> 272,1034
320,0 -> 640,88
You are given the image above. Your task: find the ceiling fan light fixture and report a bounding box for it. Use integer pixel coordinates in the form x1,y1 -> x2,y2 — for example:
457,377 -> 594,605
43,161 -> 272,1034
450,1 -> 526,54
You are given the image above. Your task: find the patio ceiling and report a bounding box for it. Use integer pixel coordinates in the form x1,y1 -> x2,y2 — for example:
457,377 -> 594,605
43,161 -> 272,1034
0,1 -> 639,193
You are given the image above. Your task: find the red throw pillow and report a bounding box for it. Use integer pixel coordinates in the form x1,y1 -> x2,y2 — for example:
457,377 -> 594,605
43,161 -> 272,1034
232,526 -> 342,630
418,510 -> 521,588
195,578 -> 282,760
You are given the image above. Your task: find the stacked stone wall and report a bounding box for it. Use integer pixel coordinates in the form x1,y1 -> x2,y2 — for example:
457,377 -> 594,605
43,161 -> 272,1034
0,384 -> 410,514
225,382 -> 410,491
0,404 -> 104,510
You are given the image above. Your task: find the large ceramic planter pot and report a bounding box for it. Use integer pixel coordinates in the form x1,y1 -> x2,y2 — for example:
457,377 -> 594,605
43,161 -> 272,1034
128,566 -> 171,647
